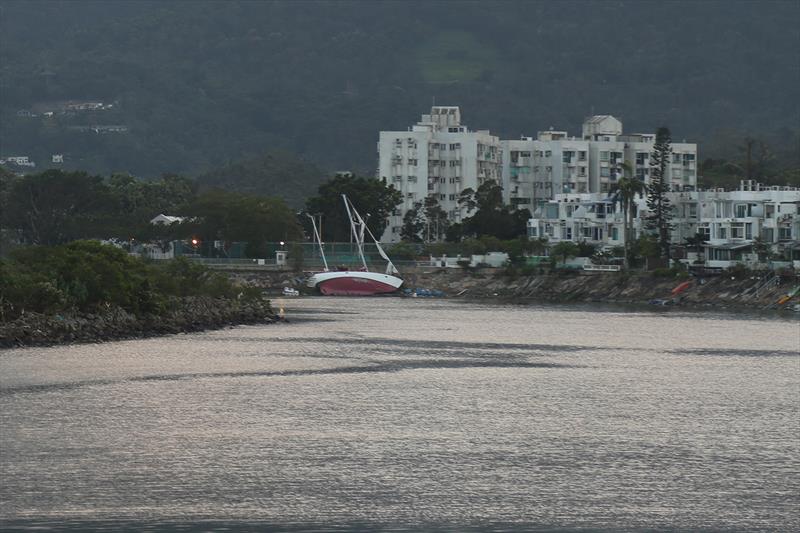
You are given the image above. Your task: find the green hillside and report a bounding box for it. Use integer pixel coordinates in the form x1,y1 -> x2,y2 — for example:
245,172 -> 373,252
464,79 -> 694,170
1,0 -> 798,193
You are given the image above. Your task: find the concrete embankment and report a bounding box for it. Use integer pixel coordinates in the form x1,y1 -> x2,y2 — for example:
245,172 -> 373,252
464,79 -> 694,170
403,269 -> 799,310
0,296 -> 278,349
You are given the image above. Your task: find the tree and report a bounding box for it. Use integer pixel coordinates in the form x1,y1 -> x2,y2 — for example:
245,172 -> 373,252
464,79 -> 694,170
684,232 -> 708,263
645,127 -> 674,260
183,190 -> 303,257
422,195 -> 450,242
751,236 -> 772,262
457,187 -> 478,216
1,170 -> 116,245
305,173 -> 402,242
551,241 -> 579,265
400,201 -> 424,242
460,182 -> 530,240
609,162 -> 646,268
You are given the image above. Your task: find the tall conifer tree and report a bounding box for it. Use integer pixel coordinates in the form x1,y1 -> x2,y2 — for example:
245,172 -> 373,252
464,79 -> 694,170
645,127 -> 674,260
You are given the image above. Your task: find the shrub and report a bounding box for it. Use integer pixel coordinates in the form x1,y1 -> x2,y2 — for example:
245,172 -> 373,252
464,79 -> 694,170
1,242 -> 262,321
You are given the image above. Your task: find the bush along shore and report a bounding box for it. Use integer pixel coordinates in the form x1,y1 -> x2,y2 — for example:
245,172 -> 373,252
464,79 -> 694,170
0,241 -> 278,348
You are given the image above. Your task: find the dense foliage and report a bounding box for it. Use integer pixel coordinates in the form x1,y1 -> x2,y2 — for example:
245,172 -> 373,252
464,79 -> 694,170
1,1 -> 798,184
0,169 -> 301,256
177,189 -> 303,257
1,169 -> 196,246
451,182 -> 531,241
0,241 -> 256,321
304,173 -> 402,242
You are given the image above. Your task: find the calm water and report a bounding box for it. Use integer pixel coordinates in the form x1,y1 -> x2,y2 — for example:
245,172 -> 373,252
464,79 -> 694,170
1,299 -> 798,531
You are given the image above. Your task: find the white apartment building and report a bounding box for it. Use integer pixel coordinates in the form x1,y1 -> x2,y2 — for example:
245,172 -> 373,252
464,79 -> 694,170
500,132 -> 591,210
378,106 -> 501,242
500,115 -> 698,210
527,181 -> 800,269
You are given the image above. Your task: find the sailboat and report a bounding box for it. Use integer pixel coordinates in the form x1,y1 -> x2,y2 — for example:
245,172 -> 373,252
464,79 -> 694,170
306,195 -> 404,296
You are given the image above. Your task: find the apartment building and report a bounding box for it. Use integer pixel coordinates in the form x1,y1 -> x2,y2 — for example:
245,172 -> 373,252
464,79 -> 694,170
500,132 -> 590,210
500,115 -> 698,210
377,106 -> 501,242
527,181 -> 800,269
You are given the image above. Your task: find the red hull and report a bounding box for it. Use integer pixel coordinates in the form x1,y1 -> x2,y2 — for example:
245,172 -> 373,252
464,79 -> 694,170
318,276 -> 400,296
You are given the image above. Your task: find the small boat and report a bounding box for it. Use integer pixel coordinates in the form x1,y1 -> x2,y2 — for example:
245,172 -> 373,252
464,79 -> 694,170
671,280 -> 692,296
777,285 -> 800,305
306,195 -> 404,296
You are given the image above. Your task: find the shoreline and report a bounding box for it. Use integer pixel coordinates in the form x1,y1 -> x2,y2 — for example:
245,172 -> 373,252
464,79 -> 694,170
0,296 -> 279,350
402,269 -> 800,313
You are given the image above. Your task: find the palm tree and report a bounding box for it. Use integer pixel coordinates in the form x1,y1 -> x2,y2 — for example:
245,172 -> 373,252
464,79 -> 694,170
610,162 -> 646,268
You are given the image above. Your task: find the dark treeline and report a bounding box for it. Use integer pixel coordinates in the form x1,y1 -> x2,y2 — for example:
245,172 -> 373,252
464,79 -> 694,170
1,1 -> 798,180
0,168 -> 305,257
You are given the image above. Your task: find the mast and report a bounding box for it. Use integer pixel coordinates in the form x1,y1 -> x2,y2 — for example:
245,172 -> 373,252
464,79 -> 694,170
342,194 -> 368,271
307,214 -> 329,271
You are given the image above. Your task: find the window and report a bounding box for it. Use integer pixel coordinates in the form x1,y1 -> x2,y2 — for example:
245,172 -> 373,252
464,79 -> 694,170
563,151 -> 574,163
761,228 -> 774,241
578,167 -> 586,177
578,151 -> 587,161
718,227 -> 727,239
736,204 -> 747,218
565,228 -> 572,240
439,194 -> 446,201
600,183 -> 609,193
449,194 -> 456,201
450,143 -> 461,150
672,154 -> 681,163
745,223 -> 752,240
408,159 -> 417,166
392,226 -> 400,234
779,227 -> 791,240
731,224 -> 744,239
600,167 -> 610,177
545,150 -> 552,157
600,151 -> 610,162
612,227 -> 619,240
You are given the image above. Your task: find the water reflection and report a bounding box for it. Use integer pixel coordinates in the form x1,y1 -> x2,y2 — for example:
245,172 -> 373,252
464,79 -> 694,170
1,298 -> 798,531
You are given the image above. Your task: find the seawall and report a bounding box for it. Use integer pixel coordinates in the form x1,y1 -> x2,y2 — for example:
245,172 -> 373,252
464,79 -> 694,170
404,269 -> 799,310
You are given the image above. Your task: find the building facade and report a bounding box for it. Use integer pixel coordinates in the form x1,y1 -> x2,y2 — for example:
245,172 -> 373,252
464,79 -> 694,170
527,181 -> 800,268
499,115 -> 698,210
379,109 -> 697,243
378,107 -> 501,242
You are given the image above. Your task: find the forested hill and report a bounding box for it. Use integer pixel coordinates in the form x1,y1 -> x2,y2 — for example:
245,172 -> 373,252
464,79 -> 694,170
1,0 -> 799,183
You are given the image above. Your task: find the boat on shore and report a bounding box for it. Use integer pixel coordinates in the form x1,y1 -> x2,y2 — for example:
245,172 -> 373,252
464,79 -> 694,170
306,195 -> 404,296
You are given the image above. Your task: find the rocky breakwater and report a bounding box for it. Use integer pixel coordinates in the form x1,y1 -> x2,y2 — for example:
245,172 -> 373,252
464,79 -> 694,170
0,296 -> 278,349
406,269 -> 799,310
